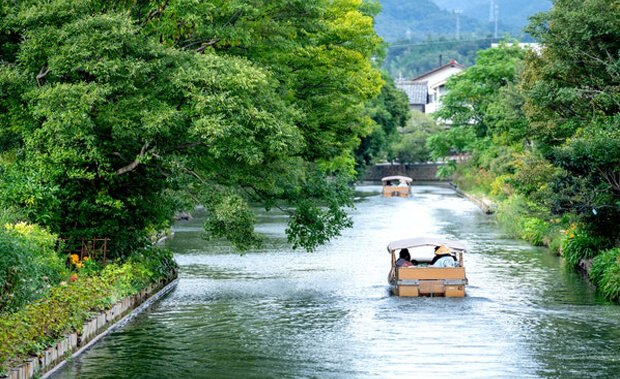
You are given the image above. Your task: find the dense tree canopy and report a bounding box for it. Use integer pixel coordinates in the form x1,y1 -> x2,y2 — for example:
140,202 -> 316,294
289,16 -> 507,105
430,0 -> 620,260
354,70 -> 410,167
0,0 -> 384,254
522,0 -> 620,238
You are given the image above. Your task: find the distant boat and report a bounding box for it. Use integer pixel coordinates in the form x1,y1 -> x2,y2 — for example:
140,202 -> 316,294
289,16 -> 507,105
387,237 -> 468,297
381,175 -> 412,197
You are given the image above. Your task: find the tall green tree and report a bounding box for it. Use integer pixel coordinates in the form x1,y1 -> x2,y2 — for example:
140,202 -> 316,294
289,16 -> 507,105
0,0 -> 383,254
355,71 -> 410,168
427,42 -> 527,181
391,110 -> 442,164
522,0 -> 620,238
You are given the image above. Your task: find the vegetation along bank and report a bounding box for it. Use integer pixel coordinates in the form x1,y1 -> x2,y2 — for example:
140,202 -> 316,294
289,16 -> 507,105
427,0 -> 620,302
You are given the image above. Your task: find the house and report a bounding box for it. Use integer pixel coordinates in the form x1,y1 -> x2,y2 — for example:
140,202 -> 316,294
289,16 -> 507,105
395,81 -> 428,113
396,59 -> 466,114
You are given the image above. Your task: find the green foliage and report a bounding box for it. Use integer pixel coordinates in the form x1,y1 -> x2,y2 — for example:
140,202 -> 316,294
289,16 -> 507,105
590,248 -> 620,302
0,248 -> 176,372
385,37 -> 494,79
286,170 -> 355,251
390,110 -> 442,163
427,125 -> 476,162
519,217 -> 549,246
524,0 -> 620,149
355,71 -> 410,167
561,227 -> 611,267
436,42 -> 526,135
0,0 -> 384,253
0,223 -> 67,314
510,150 -> 556,200
495,195 -> 556,246
495,195 -> 530,239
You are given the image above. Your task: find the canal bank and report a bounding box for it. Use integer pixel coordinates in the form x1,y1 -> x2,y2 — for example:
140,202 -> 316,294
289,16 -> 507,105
4,270 -> 178,379
451,179 -> 620,303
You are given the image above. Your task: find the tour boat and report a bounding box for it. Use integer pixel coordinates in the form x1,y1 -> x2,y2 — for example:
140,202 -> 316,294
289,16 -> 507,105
387,237 -> 468,297
381,175 -> 412,197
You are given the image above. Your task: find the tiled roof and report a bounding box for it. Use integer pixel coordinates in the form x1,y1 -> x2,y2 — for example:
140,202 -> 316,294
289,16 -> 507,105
410,59 -> 466,82
395,81 -> 428,105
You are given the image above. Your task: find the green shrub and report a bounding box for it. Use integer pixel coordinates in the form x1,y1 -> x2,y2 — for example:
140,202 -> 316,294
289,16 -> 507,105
129,247 -> 177,283
0,223 -> 68,314
520,217 -> 549,246
0,249 -> 176,373
0,275 -> 114,373
561,228 -> 609,266
590,248 -> 620,302
496,195 -> 528,238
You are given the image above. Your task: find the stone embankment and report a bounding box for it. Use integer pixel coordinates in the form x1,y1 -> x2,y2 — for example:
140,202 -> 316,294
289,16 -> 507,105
449,183 -> 495,214
5,270 -> 178,379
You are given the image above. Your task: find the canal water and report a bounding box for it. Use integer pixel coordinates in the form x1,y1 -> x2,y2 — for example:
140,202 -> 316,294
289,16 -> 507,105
52,183 -> 620,378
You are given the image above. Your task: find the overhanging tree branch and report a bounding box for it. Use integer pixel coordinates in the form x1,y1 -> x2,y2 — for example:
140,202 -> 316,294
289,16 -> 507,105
116,142 -> 151,175
36,64 -> 50,87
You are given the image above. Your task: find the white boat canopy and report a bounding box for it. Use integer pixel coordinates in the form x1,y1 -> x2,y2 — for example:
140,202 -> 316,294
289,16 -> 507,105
387,237 -> 467,253
381,175 -> 413,183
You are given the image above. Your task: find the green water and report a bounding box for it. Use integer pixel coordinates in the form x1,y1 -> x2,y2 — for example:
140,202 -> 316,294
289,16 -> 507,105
51,183 -> 620,378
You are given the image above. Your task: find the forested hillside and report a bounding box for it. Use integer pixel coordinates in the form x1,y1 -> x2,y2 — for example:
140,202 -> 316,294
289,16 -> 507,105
374,0 -> 517,42
384,37 -> 492,79
377,0 -> 551,78
433,0 -> 552,31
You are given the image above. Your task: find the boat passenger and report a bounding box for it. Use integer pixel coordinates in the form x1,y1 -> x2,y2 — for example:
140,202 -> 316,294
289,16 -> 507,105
397,179 -> 408,187
431,245 -> 458,267
395,248 -> 413,267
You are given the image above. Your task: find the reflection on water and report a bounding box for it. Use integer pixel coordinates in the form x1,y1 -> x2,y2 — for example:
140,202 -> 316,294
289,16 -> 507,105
52,183 -> 620,378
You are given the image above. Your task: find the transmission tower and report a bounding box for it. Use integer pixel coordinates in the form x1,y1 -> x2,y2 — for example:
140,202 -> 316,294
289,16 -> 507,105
494,4 -> 499,38
455,9 -> 462,40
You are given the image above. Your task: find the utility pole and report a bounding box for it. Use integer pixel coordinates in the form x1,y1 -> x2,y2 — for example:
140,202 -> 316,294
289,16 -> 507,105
489,0 -> 495,22
455,9 -> 462,40
494,4 -> 499,38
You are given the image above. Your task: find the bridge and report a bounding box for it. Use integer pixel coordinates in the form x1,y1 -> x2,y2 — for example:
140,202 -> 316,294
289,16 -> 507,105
360,162 -> 445,182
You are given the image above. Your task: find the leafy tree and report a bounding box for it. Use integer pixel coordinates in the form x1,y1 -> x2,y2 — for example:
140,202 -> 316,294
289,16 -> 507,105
391,110 -> 442,163
522,0 -> 620,240
436,42 -> 526,138
355,71 -> 410,168
0,0 -> 383,254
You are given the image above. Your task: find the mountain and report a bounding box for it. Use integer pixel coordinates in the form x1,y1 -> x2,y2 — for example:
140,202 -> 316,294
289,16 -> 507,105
374,0 -> 552,42
374,0 -> 505,42
375,0 -> 553,79
432,0 -> 552,31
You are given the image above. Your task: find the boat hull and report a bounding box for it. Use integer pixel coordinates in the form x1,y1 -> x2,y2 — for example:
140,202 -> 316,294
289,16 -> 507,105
389,267 -> 467,297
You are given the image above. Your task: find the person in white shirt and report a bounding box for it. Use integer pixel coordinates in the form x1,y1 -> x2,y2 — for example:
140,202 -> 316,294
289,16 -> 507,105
431,245 -> 458,267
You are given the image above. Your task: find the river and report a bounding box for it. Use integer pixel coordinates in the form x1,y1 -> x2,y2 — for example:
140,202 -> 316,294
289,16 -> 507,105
51,183 -> 620,378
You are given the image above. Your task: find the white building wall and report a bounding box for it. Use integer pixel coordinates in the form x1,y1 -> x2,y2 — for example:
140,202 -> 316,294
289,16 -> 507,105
413,66 -> 464,114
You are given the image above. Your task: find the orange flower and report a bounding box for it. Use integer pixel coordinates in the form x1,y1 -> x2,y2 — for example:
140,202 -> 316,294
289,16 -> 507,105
83,256 -> 90,261
70,254 -> 80,264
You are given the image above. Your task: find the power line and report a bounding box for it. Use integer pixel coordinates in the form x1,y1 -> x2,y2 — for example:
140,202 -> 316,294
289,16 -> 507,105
387,37 -> 503,49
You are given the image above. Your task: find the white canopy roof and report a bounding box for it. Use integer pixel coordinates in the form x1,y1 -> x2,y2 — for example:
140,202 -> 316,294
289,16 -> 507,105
381,176 -> 413,183
387,237 -> 466,253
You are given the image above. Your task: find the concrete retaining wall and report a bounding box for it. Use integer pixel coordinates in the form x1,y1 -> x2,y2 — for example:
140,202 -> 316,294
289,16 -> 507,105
361,163 -> 445,182
6,270 -> 178,379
